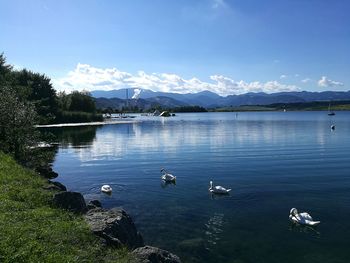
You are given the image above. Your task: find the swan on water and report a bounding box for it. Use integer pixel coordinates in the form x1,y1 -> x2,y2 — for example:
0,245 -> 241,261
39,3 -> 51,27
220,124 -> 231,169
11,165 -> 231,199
331,125 -> 335,130
209,181 -> 231,194
101,184 -> 112,193
289,208 -> 320,226
160,168 -> 176,182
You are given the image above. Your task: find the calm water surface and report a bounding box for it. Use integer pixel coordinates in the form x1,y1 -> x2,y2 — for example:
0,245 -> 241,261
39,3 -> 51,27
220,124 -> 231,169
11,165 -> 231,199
51,112 -> 350,263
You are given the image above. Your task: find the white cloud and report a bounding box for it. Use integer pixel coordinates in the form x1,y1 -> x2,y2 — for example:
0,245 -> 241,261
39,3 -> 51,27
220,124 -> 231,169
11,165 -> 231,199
280,74 -> 287,79
54,63 -> 300,96
301,78 -> 311,83
212,0 -> 226,9
318,76 -> 344,88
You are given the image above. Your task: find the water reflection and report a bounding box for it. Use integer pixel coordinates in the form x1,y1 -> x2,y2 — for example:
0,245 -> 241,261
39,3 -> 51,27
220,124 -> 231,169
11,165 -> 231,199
56,117 -> 339,164
209,193 -> 231,200
51,112 -> 350,263
205,213 -> 225,248
161,180 -> 176,188
288,222 -> 321,237
47,126 -> 99,147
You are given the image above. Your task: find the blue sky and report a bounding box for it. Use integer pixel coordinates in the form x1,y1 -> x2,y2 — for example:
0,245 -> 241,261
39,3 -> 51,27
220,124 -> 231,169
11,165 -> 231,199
0,0 -> 349,95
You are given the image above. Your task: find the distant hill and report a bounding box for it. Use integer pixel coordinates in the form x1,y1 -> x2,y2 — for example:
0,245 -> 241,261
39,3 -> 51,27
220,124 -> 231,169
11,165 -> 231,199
94,96 -> 188,110
91,88 -> 350,109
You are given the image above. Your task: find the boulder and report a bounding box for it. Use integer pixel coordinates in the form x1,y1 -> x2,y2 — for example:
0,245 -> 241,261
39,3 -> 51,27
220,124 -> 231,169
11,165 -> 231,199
36,166 -> 58,179
51,181 -> 67,191
44,180 -> 67,191
85,208 -> 144,249
87,199 -> 102,210
52,191 -> 87,213
130,246 -> 181,263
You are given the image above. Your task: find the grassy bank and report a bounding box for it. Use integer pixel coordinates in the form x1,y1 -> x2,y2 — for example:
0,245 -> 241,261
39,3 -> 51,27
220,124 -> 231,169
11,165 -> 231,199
0,152 -> 129,263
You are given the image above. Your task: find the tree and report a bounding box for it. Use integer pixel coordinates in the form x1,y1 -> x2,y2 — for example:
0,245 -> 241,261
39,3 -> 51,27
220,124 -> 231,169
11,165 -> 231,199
12,69 -> 58,124
0,53 -> 13,85
68,91 -> 96,113
0,86 -> 38,161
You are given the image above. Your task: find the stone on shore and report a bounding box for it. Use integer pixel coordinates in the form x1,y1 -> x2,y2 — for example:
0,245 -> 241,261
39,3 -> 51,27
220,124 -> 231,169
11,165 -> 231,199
36,166 -> 58,179
50,181 -> 67,191
44,180 -> 67,191
52,191 -> 87,213
87,199 -> 102,210
130,246 -> 181,263
85,208 -> 144,249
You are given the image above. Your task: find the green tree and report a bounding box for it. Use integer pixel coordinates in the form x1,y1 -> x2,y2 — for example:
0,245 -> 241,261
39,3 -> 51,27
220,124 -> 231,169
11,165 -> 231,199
0,53 -> 13,85
68,91 -> 96,113
0,86 -> 38,161
12,69 -> 58,124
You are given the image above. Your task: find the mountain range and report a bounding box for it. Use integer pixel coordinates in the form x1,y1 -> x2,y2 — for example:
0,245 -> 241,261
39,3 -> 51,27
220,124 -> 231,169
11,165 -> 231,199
92,88 -> 350,110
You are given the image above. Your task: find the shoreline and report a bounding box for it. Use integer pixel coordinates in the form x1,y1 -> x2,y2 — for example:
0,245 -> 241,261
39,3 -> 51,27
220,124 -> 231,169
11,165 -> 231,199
36,120 -> 140,128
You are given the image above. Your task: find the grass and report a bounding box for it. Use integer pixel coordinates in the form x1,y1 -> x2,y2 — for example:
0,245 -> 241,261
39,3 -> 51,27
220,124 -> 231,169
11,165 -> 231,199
0,152 -> 130,263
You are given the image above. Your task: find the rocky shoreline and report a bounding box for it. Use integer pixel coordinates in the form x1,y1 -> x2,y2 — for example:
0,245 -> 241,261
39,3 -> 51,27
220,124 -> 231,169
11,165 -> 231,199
41,168 -> 181,263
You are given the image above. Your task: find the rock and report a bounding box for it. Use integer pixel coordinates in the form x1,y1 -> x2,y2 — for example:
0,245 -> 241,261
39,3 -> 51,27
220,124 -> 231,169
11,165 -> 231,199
85,208 -> 144,249
46,180 -> 67,191
51,181 -> 67,191
90,199 -> 102,207
43,184 -> 62,191
52,191 -> 87,213
130,246 -> 181,263
36,166 -> 58,179
87,199 -> 102,210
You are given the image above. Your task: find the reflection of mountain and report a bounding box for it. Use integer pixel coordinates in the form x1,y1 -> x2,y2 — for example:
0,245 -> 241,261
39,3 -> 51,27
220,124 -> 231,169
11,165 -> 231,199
47,126 -> 99,147
92,88 -> 350,108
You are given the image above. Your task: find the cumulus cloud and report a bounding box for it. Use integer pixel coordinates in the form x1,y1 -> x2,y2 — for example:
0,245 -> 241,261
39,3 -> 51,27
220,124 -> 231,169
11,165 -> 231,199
54,63 -> 300,96
318,76 -> 344,88
301,78 -> 311,83
280,74 -> 287,79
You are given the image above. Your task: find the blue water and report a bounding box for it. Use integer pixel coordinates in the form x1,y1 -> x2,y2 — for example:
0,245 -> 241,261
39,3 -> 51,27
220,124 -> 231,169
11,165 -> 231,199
51,112 -> 350,262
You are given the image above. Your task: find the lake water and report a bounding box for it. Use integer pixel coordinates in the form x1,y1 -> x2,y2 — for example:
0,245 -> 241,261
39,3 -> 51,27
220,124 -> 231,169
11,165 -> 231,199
50,112 -> 350,263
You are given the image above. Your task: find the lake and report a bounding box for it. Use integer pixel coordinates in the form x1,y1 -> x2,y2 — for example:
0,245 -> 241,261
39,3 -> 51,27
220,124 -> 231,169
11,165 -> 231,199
50,112 -> 350,263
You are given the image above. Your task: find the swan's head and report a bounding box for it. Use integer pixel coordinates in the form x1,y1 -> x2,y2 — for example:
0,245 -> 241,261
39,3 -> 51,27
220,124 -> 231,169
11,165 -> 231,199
209,181 -> 213,189
290,208 -> 298,216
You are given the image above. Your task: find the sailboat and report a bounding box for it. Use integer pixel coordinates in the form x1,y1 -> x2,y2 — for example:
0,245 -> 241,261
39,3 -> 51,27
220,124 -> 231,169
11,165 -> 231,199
328,102 -> 335,116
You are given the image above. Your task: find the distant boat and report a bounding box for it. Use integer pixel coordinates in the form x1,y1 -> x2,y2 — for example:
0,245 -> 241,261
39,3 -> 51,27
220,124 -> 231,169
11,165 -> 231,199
328,102 -> 335,116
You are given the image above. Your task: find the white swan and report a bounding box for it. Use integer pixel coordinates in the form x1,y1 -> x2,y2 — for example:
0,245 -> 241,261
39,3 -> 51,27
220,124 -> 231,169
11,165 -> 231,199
101,184 -> 112,193
289,208 -> 320,226
209,181 -> 231,194
160,168 -> 176,182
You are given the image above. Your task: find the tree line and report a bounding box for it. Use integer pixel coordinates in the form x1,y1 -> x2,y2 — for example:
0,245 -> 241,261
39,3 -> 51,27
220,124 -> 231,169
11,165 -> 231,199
0,53 -> 101,163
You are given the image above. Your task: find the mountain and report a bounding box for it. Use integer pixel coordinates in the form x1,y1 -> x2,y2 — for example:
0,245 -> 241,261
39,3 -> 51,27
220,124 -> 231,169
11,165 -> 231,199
94,96 -> 189,110
91,88 -> 350,108
91,88 -> 222,106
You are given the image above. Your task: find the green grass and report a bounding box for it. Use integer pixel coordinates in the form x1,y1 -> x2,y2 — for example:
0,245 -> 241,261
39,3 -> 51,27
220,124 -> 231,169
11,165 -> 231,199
0,152 -> 130,263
